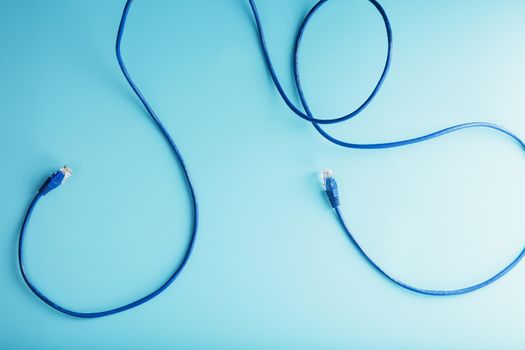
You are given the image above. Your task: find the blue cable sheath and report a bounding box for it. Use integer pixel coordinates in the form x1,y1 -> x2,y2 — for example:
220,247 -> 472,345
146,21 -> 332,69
249,0 -> 525,294
335,207 -> 525,295
17,0 -> 198,318
17,0 -> 525,316
247,0 -> 391,125
248,0 -> 525,150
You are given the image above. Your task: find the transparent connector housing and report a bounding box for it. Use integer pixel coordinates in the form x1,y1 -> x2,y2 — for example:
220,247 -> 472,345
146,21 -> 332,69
320,168 -> 333,190
59,166 -> 73,183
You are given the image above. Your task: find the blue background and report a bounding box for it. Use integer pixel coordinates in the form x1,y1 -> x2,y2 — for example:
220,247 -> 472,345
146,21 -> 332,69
1,0 -> 525,348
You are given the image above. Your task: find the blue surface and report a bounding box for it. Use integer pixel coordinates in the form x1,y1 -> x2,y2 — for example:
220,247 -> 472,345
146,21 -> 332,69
1,0 -> 525,348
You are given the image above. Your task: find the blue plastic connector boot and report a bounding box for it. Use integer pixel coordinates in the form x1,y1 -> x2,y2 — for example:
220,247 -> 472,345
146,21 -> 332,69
321,169 -> 339,208
39,166 -> 73,195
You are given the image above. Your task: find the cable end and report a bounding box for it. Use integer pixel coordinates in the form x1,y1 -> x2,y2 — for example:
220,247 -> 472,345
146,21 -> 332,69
59,165 -> 73,184
39,165 -> 73,195
320,168 -> 333,190
320,168 -> 339,208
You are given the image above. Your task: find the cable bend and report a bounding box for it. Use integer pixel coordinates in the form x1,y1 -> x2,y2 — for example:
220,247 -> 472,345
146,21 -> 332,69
335,207 -> 525,296
248,0 -> 392,125
250,0 -> 525,151
252,0 -> 525,294
17,0 -> 198,318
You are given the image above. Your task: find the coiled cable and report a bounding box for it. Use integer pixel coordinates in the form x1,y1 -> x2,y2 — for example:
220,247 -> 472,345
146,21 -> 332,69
249,0 -> 525,295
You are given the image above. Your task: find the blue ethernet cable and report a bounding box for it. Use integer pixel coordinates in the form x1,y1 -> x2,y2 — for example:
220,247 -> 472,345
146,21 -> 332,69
16,0 -> 525,320
17,0 -> 198,318
248,0 -> 525,295
320,169 -> 525,296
